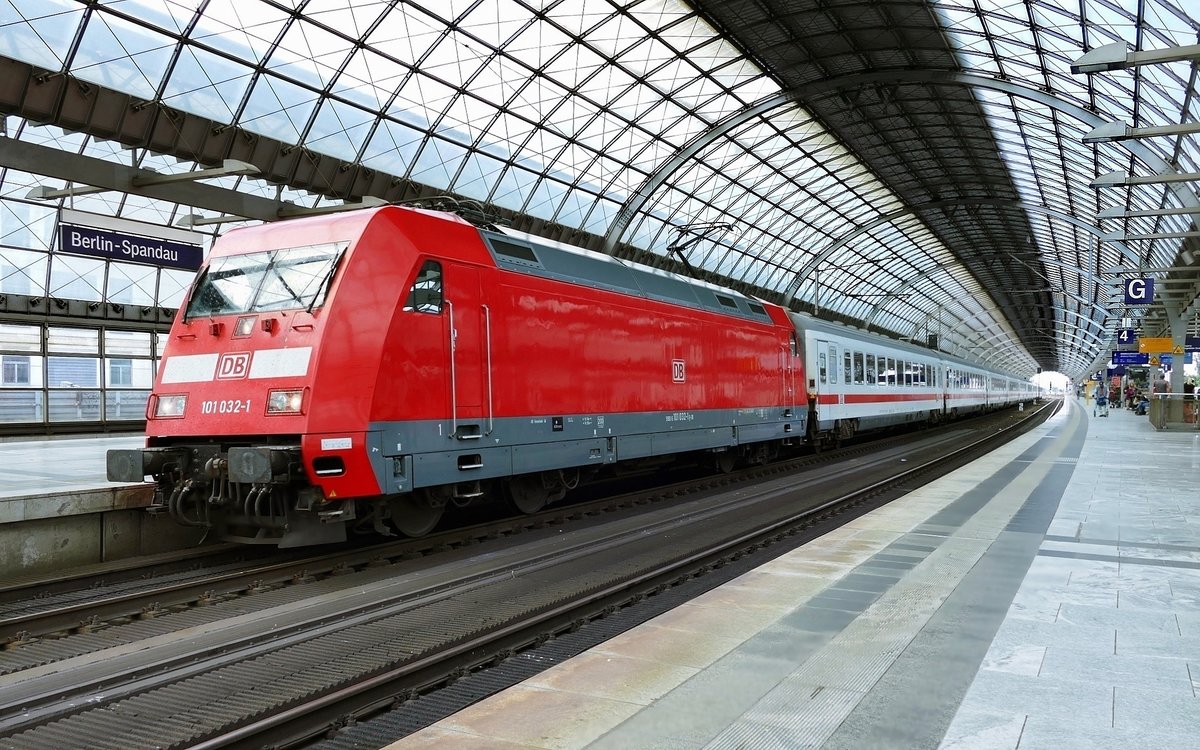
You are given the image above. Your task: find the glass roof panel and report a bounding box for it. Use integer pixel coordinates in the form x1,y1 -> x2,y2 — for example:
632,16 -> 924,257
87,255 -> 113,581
0,0 -> 86,70
192,0 -> 291,64
364,3 -> 446,69
269,18 -> 353,90
307,98 -> 376,161
501,11 -> 573,69
454,151 -> 506,202
241,74 -> 321,143
71,10 -> 175,100
301,0 -> 391,39
458,0 -> 533,48
543,0 -> 614,37
410,136 -> 468,191
542,40 -> 607,90
0,0 -> 1193,376
334,48 -> 411,111
161,45 -> 254,121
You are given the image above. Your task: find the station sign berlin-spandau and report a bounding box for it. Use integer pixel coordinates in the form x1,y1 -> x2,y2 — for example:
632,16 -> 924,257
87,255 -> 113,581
57,209 -> 205,271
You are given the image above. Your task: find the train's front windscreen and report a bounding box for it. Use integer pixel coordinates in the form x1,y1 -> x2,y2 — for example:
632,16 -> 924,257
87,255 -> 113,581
185,242 -> 347,319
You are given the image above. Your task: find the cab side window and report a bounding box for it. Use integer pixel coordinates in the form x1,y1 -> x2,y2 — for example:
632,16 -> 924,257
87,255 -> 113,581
404,260 -> 443,313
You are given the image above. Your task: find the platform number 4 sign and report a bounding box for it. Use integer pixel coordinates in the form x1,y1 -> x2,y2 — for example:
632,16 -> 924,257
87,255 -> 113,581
1118,329 -> 1136,345
672,359 -> 686,382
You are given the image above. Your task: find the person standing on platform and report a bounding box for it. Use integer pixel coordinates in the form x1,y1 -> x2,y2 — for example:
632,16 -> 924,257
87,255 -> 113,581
1153,374 -> 1169,396
1185,379 -> 1195,423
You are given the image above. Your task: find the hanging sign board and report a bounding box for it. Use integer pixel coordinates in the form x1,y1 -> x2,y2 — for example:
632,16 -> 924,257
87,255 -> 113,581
1137,337 -> 1173,353
1123,277 -> 1154,304
1112,352 -> 1149,365
57,209 -> 206,271
1116,328 -> 1137,350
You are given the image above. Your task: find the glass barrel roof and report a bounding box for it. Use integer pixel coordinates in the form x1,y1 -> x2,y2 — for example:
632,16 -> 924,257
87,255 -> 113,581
0,0 -> 1196,378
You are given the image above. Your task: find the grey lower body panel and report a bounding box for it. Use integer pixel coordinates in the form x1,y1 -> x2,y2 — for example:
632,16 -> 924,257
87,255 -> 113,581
370,408 -> 803,493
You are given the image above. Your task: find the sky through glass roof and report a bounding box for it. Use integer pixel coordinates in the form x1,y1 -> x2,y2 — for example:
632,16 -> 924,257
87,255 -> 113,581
0,0 -> 1196,377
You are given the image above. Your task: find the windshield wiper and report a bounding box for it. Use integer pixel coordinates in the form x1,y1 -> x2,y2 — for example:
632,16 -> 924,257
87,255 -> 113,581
306,251 -> 344,314
182,267 -> 210,322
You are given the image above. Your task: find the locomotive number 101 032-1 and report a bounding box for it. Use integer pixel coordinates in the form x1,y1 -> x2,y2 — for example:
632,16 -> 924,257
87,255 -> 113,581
200,399 -> 252,415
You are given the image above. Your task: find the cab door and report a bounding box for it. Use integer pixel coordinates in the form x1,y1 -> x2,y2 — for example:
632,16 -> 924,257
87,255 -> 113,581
443,265 -> 488,435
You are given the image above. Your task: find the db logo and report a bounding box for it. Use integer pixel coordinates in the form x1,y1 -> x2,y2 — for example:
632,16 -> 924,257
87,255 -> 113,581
217,352 -> 252,380
672,359 -> 686,383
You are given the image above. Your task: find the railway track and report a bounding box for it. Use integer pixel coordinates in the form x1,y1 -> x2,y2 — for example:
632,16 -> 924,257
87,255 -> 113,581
0,402 -> 1056,749
0,407 -> 982,651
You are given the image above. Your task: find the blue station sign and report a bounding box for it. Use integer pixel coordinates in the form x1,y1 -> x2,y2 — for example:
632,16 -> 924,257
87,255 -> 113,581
1123,277 -> 1154,305
1112,351 -> 1149,365
57,209 -> 205,271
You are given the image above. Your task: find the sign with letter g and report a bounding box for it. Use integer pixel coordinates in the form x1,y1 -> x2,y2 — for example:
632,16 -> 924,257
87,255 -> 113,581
1123,277 -> 1154,305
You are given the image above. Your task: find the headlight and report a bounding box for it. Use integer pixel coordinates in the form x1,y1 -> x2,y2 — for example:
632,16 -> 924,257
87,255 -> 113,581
267,388 -> 305,415
154,394 -> 187,418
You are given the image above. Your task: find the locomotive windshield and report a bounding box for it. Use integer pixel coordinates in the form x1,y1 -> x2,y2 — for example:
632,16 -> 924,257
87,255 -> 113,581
185,242 -> 347,318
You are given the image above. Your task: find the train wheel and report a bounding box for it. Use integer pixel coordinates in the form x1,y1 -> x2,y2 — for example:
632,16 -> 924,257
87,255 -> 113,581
389,493 -> 444,537
713,451 -> 737,474
506,475 -> 551,514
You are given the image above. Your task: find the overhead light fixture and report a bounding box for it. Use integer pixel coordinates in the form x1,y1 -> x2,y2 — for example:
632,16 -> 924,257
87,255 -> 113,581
132,159 -> 259,188
1104,264 -> 1200,274
276,196 -> 388,219
1071,41 -> 1200,74
175,213 -> 251,228
25,184 -> 108,200
1090,170 -> 1200,187
1084,120 -> 1200,144
1102,231 -> 1200,242
1097,206 -> 1200,219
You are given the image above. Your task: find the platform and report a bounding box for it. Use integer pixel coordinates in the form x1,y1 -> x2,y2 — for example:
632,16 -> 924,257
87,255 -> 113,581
0,435 -> 200,575
380,398 -> 1200,749
0,434 -> 147,501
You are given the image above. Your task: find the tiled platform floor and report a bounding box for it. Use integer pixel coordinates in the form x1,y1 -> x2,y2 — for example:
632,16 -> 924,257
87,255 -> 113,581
0,434 -> 145,500
379,399 -> 1200,749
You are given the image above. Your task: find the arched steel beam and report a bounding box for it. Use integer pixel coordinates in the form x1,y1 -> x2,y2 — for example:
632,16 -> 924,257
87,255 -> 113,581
902,295 -> 1099,357
788,198 -> 1131,310
601,92 -> 801,255
902,291 -> 1104,343
978,343 -> 1095,377
877,268 -> 1109,339
909,306 -> 1032,363
965,325 -> 1107,364
912,302 -> 1107,374
601,68 -> 1196,275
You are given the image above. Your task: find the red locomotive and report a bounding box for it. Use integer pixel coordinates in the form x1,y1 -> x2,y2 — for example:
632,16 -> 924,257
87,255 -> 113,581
109,206 -> 1036,546
108,206 -> 804,545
